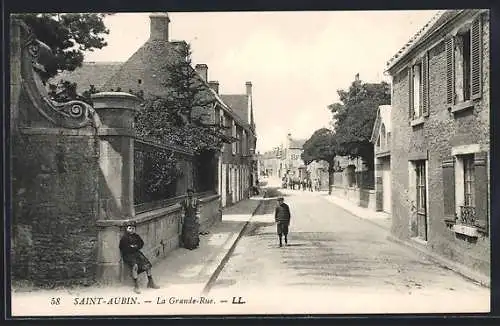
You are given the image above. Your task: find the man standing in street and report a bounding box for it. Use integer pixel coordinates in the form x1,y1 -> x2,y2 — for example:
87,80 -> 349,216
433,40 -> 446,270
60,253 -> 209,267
275,197 -> 291,247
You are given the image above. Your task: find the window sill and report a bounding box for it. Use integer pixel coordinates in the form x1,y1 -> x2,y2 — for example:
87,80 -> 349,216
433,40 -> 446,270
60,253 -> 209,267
450,100 -> 474,113
410,116 -> 425,127
451,224 -> 479,238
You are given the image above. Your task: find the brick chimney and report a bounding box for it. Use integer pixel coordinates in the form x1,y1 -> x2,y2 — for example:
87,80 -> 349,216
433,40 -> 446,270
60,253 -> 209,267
195,64 -> 208,82
149,13 -> 170,41
209,81 -> 219,94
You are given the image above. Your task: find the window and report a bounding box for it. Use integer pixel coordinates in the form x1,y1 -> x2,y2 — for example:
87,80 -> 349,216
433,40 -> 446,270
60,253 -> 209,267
463,155 -> 475,207
446,14 -> 483,107
138,79 -> 142,84
232,121 -> 236,155
412,63 -> 422,118
408,55 -> 429,120
454,29 -> 472,102
415,161 -> 427,217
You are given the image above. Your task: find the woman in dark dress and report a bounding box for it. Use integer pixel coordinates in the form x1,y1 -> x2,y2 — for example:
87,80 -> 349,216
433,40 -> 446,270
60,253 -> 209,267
180,189 -> 200,250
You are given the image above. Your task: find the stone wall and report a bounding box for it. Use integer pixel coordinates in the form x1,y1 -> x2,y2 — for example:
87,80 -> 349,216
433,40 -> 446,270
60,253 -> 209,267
12,130 -> 100,286
330,185 -> 377,211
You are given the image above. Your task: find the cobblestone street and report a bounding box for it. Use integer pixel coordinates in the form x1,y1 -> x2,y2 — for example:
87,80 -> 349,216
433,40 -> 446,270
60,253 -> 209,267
207,185 -> 490,314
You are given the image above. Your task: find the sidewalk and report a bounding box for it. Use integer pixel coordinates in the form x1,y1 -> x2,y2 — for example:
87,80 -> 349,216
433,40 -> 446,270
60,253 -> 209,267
318,191 -> 392,231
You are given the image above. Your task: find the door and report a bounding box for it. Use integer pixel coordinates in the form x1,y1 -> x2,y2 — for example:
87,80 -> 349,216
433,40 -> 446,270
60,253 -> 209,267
382,158 -> 392,214
415,161 -> 428,240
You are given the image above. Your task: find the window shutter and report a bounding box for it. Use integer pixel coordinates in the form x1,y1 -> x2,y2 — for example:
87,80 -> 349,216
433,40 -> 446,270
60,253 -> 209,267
471,14 -> 483,99
441,157 -> 456,219
445,37 -> 455,105
408,67 -> 413,120
473,152 -> 488,231
422,53 -> 429,117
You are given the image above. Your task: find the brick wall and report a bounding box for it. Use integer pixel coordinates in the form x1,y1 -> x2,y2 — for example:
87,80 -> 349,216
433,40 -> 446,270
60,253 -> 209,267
390,11 -> 490,276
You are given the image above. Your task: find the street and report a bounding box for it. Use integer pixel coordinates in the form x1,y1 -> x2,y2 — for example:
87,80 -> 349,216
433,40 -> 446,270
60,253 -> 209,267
207,182 -> 490,314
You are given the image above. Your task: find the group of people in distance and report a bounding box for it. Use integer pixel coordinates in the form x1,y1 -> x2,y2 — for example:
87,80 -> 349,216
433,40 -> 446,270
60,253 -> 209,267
282,176 -> 320,192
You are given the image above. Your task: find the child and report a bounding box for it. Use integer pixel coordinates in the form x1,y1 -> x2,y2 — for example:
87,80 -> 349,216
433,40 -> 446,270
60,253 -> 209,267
119,221 -> 160,294
274,197 -> 291,247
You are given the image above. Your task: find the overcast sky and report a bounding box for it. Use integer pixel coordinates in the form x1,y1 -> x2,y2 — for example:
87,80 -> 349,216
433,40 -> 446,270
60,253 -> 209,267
85,11 -> 440,152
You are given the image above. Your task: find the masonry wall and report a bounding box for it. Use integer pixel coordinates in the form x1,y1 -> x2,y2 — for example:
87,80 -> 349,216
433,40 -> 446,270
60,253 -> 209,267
12,125 -> 100,286
391,11 -> 490,276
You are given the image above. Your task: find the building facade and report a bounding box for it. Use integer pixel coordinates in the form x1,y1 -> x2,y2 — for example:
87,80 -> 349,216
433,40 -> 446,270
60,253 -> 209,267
386,10 -> 490,276
280,133 -> 307,180
371,105 -> 392,213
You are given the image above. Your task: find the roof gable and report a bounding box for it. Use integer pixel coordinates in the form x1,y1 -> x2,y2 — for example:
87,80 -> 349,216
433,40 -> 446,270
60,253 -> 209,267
289,138 -> 306,149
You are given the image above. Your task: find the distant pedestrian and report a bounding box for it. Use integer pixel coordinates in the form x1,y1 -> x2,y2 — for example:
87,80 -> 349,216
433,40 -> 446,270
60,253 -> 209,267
274,197 -> 291,247
308,179 -> 313,192
119,221 -> 160,294
180,189 -> 200,250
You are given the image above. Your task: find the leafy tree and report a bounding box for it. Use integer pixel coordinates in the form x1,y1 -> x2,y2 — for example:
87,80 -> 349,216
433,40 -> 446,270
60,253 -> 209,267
301,128 -> 338,194
328,77 -> 391,170
14,13 -> 110,80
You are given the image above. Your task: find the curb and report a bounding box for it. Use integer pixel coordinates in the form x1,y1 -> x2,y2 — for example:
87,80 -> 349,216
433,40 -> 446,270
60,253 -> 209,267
387,235 -> 490,288
201,198 -> 264,295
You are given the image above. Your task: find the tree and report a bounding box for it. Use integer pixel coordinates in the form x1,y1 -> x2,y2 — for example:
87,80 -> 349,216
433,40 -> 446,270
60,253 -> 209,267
328,77 -> 391,170
14,13 -> 110,80
301,128 -> 338,194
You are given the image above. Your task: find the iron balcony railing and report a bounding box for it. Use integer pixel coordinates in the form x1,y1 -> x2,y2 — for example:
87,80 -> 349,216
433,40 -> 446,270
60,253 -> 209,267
458,205 -> 476,226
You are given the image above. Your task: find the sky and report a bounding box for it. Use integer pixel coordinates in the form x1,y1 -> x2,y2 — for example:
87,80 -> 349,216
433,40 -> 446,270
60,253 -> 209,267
84,10 -> 440,153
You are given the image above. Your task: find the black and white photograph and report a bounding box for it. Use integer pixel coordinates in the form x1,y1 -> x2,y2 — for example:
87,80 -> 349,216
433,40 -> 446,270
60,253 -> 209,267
8,9 -> 491,316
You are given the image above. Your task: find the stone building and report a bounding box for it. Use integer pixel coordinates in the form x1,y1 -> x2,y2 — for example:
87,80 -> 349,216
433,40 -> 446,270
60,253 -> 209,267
280,133 -> 307,179
258,149 -> 281,178
370,105 -> 392,213
386,9 -> 490,277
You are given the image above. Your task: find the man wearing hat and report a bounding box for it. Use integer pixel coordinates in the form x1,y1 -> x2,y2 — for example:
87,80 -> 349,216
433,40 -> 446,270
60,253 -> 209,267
274,197 -> 291,247
119,221 -> 160,294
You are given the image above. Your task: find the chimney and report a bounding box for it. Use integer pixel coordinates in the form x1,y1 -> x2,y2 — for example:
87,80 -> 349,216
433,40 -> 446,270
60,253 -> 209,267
149,12 -> 170,41
245,81 -> 252,96
208,81 -> 219,94
195,64 -> 208,82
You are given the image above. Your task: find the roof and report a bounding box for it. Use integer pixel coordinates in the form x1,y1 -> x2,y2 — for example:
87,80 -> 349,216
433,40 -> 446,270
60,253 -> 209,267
49,62 -> 122,94
103,39 -> 182,96
289,138 -> 306,149
385,10 -> 462,72
220,94 -> 249,124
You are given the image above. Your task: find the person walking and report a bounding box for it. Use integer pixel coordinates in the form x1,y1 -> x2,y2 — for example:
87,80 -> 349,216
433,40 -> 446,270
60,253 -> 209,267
274,197 -> 291,247
119,221 -> 160,294
180,189 -> 200,250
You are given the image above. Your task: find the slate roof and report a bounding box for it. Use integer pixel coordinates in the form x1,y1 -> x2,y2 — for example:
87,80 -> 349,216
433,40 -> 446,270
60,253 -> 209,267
49,61 -> 122,94
221,94 -> 249,124
103,39 -> 184,97
289,138 -> 306,149
385,10 -> 462,72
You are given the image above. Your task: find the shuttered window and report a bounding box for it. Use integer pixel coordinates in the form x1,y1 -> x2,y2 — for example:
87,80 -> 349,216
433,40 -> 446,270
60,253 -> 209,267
422,53 -> 430,117
471,15 -> 483,99
445,37 -> 455,105
473,152 -> 488,231
446,14 -> 483,106
441,157 -> 456,219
